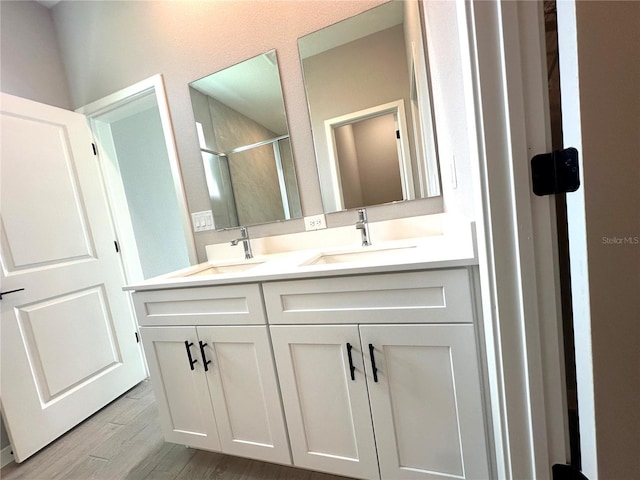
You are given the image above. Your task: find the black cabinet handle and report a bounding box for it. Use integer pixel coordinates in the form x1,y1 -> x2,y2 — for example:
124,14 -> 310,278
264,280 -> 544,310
0,288 -> 24,300
368,343 -> 378,382
184,341 -> 197,371
346,343 -> 356,381
199,341 -> 212,372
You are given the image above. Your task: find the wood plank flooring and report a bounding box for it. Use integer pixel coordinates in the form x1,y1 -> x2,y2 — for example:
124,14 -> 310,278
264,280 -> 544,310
1,381 -> 355,480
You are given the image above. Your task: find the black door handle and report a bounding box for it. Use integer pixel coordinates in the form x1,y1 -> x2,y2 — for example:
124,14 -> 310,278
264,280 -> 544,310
0,288 -> 24,300
184,341 -> 198,370
346,343 -> 356,380
368,343 -> 378,382
199,341 -> 212,372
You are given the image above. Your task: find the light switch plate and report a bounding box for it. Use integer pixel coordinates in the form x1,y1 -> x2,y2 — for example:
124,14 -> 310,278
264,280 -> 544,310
304,214 -> 327,231
191,210 -> 215,232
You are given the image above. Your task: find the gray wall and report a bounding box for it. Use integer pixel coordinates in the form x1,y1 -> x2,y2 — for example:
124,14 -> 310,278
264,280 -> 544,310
336,114 -> 403,209
335,124 -> 363,209
0,0 -> 71,109
354,114 -> 403,207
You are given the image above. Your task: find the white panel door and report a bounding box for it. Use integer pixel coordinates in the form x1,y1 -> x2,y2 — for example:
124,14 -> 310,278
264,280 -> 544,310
197,326 -> 291,465
139,326 -> 220,451
359,324 -> 490,480
270,325 -> 379,480
0,93 -> 146,462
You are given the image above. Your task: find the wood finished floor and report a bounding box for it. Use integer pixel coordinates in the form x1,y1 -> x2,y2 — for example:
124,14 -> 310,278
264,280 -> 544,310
1,380 -> 354,480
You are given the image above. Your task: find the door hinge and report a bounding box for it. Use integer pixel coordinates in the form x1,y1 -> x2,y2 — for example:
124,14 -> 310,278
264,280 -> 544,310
92,143 -> 97,156
135,332 -> 140,343
114,240 -> 120,253
396,129 -> 400,139
552,464 -> 590,480
531,147 -> 580,196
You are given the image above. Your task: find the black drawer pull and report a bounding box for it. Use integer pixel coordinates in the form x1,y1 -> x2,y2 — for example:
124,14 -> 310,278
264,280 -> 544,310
199,341 -> 212,372
0,288 -> 25,300
185,341 -> 197,371
368,343 -> 378,382
346,343 -> 356,381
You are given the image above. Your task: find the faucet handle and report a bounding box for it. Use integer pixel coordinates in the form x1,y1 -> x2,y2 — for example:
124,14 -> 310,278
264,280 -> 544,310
356,208 -> 371,246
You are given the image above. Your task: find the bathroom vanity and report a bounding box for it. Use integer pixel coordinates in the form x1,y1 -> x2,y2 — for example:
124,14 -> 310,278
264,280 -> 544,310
126,216 -> 491,480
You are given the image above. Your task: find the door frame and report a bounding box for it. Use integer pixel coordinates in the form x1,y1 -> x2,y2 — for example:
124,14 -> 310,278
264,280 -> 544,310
461,1 -> 568,479
324,100 -> 415,210
76,74 -> 197,283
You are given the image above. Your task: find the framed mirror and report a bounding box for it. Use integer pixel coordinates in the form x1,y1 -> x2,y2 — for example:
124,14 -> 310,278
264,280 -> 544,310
189,50 -> 302,229
299,0 -> 441,213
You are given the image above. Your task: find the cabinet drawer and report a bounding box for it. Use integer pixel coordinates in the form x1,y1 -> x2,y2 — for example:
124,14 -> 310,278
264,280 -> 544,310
263,269 -> 473,325
133,284 -> 266,326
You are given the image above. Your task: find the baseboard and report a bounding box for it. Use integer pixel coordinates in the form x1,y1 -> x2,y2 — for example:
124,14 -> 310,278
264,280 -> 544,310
1,444 -> 14,468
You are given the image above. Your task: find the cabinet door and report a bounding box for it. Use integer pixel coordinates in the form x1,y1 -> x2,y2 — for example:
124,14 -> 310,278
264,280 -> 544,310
360,324 -> 490,480
270,325 -> 379,480
197,326 -> 291,465
139,327 -> 221,451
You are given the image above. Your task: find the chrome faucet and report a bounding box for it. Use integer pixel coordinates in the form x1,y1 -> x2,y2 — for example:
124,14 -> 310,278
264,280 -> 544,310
230,226 -> 253,259
355,208 -> 371,246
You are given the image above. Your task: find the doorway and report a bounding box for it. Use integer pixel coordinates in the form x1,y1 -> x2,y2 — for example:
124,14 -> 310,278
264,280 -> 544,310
77,75 -> 196,283
324,100 -> 415,211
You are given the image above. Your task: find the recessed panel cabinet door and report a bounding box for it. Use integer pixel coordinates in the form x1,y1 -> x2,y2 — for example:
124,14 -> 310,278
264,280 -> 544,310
270,325 -> 379,480
139,327 -> 220,451
0,93 -> 146,462
360,324 -> 490,480
197,326 -> 291,465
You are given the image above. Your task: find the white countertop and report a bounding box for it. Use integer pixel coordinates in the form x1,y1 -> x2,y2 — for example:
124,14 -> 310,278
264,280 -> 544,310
124,215 -> 477,292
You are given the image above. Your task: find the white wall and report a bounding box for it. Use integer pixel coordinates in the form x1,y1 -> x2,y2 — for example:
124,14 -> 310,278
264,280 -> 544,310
559,2 -> 640,478
421,1 -> 476,218
109,106 -> 192,279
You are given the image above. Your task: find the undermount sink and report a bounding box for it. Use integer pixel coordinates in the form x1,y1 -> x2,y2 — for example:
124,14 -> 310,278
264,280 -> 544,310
181,260 -> 264,277
303,245 -> 418,266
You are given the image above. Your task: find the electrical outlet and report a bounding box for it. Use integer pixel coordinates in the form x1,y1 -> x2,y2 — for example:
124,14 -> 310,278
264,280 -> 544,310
191,210 -> 215,232
304,214 -> 327,231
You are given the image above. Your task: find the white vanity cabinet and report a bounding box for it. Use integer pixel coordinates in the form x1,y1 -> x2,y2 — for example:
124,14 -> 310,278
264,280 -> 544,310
360,324 -> 490,480
129,264 -> 490,480
139,326 -> 220,452
269,325 -> 380,480
265,269 -> 490,480
133,285 -> 291,466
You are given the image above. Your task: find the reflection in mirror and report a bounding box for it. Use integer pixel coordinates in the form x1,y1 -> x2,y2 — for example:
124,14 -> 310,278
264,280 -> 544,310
299,0 -> 441,213
189,50 -> 302,229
